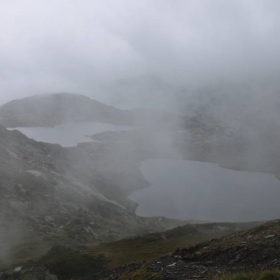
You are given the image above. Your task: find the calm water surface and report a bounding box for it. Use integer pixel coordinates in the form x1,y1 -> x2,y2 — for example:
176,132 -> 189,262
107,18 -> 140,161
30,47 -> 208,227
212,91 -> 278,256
9,122 -> 134,147
129,159 -> 280,222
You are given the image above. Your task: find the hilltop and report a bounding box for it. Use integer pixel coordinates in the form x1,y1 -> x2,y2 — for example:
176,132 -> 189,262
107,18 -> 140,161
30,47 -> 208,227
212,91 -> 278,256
0,93 -> 184,129
0,93 -> 131,127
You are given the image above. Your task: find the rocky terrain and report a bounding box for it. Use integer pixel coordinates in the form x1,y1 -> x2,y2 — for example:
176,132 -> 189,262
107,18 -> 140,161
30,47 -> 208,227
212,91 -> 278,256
138,219 -> 280,279
0,221 -> 260,279
0,125 -> 187,271
78,220 -> 280,279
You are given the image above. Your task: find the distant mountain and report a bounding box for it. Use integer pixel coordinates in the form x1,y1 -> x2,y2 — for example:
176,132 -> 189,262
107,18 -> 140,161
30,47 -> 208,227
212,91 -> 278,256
0,93 -> 132,127
177,87 -> 280,179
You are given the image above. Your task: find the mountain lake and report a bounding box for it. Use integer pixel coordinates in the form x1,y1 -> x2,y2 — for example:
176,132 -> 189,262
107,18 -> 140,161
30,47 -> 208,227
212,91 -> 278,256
8,121 -> 134,147
9,123 -> 280,222
129,159 -> 280,222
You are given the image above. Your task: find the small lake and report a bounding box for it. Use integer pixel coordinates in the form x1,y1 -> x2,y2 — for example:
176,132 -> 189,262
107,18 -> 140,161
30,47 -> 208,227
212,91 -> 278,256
9,122 -> 134,147
129,159 -> 280,222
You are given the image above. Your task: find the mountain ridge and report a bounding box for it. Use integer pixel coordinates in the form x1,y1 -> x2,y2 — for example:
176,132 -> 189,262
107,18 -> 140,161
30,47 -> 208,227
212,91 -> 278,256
0,93 -> 132,128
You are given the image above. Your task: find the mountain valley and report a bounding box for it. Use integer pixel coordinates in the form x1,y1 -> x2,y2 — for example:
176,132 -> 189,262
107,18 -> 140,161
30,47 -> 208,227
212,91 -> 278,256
0,93 -> 280,279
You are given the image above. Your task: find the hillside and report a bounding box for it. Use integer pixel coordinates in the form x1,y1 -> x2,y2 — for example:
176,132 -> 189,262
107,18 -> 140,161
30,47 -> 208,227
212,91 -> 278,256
0,221 -> 260,279
0,125 -> 188,271
143,219 -> 280,279
0,93 -> 132,127
87,220 -> 280,280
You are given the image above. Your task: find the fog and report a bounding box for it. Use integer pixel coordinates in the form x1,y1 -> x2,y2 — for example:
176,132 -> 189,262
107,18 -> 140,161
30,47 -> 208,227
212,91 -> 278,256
1,1 -> 280,272
0,0 -> 280,107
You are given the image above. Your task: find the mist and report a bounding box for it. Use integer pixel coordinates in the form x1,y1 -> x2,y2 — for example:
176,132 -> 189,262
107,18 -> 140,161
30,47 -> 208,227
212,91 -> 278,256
1,1 -> 280,276
1,0 -> 280,221
0,0 -> 280,108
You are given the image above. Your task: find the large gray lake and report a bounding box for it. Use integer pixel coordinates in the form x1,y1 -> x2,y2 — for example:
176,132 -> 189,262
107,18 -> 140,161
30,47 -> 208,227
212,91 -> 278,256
9,122 -> 134,147
129,159 -> 280,222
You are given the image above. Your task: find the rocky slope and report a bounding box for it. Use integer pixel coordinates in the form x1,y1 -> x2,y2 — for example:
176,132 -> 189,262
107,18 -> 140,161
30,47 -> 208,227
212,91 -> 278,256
82,220 -> 280,280
0,221 -> 260,279
144,219 -> 280,279
0,125 -> 186,270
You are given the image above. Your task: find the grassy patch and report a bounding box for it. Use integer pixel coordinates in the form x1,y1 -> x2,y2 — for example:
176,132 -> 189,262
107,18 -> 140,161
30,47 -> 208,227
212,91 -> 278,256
84,222 -> 259,269
88,233 -> 215,268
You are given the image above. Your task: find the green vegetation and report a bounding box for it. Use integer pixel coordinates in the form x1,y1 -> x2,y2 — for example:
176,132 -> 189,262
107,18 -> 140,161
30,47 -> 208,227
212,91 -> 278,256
88,233 -> 215,268
214,270 -> 280,280
87,222 -> 258,269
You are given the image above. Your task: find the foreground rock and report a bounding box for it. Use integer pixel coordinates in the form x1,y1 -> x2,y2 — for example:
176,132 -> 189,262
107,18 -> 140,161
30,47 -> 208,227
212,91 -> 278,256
148,219 -> 280,279
1,222 -> 259,279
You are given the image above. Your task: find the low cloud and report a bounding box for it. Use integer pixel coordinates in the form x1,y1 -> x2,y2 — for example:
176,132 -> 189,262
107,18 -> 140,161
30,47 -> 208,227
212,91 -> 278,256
0,0 -> 279,105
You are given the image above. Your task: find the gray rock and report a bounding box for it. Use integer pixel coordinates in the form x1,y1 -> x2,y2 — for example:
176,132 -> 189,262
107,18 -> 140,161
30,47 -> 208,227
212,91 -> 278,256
44,216 -> 54,223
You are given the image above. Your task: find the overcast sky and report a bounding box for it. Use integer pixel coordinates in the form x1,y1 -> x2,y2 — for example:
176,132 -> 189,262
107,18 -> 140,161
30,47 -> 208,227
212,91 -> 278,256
0,0 -> 279,105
